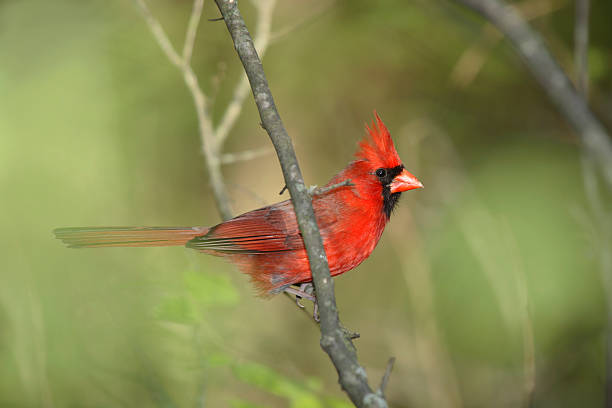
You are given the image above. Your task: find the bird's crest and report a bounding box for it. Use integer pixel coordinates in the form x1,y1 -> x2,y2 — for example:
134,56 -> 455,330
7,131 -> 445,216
355,112 -> 402,168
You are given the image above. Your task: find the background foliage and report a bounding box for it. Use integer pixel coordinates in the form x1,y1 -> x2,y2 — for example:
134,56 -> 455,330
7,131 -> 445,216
1,0 -> 611,406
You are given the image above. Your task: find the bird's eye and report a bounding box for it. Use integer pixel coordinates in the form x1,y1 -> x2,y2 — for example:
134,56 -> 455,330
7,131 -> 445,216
375,168 -> 387,178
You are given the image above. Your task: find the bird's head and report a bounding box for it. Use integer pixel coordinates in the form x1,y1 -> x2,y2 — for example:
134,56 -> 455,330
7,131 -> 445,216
353,112 -> 423,217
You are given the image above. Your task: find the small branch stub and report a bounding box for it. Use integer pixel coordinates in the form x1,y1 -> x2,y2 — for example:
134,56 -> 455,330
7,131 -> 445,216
310,179 -> 354,196
378,357 -> 396,397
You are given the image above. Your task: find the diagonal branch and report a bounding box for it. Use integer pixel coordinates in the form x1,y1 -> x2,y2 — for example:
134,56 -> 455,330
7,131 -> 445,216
220,146 -> 274,165
454,0 -> 612,190
133,0 -> 183,66
377,357 -> 396,398
133,0 -> 233,220
183,0 -> 204,64
571,1 -> 612,404
213,1 -> 387,406
455,1 -> 611,404
450,0 -> 567,88
215,0 -> 276,149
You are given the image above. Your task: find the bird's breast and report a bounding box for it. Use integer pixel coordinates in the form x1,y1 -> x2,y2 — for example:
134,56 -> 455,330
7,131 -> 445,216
320,203 -> 387,276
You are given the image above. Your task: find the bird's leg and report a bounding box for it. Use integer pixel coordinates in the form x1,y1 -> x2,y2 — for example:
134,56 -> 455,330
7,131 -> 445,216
299,283 -> 320,322
294,291 -> 306,309
284,285 -> 316,303
284,283 -> 319,322
300,282 -> 314,296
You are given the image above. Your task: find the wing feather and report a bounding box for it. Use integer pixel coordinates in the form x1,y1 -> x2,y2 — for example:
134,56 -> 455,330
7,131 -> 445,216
186,200 -> 303,254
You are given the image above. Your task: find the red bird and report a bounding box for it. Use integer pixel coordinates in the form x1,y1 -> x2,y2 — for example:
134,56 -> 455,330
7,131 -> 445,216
55,113 -> 422,299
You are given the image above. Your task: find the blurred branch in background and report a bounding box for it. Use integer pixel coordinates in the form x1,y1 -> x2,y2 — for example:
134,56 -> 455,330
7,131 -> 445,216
377,357 -> 396,398
213,0 -> 389,406
269,0 -> 335,43
400,118 -> 535,407
461,214 -> 536,407
214,0 -> 276,150
389,226 -> 463,408
571,0 -> 612,405
504,220 -> 537,408
454,0 -> 610,404
581,149 -> 612,406
133,0 -> 276,221
220,145 -> 274,165
453,0 -> 612,190
450,0 -> 567,88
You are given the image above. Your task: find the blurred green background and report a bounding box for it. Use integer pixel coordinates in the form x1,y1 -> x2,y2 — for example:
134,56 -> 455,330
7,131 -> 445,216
2,0 -> 611,406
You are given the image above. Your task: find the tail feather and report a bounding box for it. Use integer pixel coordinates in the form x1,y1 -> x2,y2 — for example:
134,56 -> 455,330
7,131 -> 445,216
53,226 -> 209,248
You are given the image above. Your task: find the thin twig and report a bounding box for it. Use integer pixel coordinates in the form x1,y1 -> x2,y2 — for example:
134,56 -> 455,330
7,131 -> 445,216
133,0 -> 182,66
133,0 -> 233,220
213,1 -> 387,406
278,179 -> 354,197
215,0 -> 276,149
183,0 -> 204,64
215,75 -> 251,148
311,179 -> 354,196
220,146 -> 274,165
377,357 -> 396,397
270,0 -> 334,43
185,65 -> 234,220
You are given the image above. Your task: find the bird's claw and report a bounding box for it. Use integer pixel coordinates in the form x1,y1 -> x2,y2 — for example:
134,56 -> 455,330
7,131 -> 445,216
284,284 -> 318,322
299,283 -> 319,321
299,283 -> 314,296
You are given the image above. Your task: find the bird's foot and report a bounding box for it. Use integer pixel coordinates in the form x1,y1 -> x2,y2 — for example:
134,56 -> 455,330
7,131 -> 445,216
284,283 -> 319,322
300,283 -> 319,322
284,284 -> 315,302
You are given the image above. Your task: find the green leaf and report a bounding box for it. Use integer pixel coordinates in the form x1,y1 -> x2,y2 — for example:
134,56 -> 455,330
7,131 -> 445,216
232,361 -> 325,408
154,295 -> 198,324
292,394 -> 324,408
207,352 -> 233,367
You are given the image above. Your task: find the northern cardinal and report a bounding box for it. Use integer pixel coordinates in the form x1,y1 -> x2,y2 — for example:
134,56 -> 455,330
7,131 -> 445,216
55,113 -> 422,299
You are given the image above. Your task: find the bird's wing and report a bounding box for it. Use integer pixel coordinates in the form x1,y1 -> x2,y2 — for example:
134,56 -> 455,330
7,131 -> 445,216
186,200 -> 304,254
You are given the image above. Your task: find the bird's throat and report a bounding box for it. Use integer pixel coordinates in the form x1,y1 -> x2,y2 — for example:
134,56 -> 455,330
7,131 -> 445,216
382,187 -> 401,218
379,165 -> 405,218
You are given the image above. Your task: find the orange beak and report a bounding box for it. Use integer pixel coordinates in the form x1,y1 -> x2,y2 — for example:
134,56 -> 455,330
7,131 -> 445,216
390,168 -> 423,194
